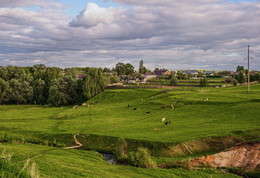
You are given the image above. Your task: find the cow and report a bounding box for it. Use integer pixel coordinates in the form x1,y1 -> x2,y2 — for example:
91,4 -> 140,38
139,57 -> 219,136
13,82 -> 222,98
203,98 -> 209,101
133,108 -> 138,111
161,118 -> 166,122
89,105 -> 94,108
165,121 -> 168,125
73,105 -> 78,109
161,105 -> 166,109
146,112 -> 150,115
128,104 -> 131,107
82,103 -> 87,106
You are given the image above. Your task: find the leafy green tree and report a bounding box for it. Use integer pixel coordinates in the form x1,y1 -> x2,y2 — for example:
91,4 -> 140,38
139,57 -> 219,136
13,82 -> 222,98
108,75 -> 120,84
0,78 -> 10,105
177,72 -> 187,79
125,63 -> 135,75
32,64 -> 46,80
115,63 -> 126,75
232,79 -> 238,86
236,65 -> 245,72
200,77 -> 208,87
235,71 -> 246,83
48,76 -> 78,106
0,67 -> 8,80
64,68 -> 80,78
33,79 -> 46,105
83,68 -> 107,100
9,79 -> 33,104
170,77 -> 178,86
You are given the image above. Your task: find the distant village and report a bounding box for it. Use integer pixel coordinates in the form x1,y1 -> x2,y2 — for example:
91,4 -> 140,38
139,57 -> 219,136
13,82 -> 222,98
77,60 -> 260,87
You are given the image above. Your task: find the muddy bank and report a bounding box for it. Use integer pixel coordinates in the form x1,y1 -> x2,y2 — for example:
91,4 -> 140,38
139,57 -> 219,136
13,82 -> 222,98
189,142 -> 260,171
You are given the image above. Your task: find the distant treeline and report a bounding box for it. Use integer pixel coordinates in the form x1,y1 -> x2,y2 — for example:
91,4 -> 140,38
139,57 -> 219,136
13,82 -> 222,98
0,65 -> 110,106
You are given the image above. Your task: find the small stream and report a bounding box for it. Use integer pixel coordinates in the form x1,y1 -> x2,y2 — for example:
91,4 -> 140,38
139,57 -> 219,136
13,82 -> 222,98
103,153 -> 118,164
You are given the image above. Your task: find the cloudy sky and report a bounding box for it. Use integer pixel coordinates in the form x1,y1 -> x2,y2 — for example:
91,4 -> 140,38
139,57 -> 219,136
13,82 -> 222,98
0,0 -> 259,71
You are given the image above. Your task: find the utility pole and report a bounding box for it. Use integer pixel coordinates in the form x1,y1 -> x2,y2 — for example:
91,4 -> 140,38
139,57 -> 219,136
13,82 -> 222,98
248,45 -> 250,92
247,45 -> 253,92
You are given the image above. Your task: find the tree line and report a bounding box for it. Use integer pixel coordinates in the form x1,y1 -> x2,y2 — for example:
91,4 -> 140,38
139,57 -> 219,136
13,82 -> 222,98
0,65 -> 107,106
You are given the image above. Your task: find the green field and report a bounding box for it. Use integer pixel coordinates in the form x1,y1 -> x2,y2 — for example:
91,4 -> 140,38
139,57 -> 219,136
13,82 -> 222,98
1,84 -> 259,177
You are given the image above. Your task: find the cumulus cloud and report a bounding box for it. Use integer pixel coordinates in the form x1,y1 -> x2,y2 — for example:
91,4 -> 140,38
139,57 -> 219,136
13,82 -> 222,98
70,3 -> 122,28
0,0 -> 259,70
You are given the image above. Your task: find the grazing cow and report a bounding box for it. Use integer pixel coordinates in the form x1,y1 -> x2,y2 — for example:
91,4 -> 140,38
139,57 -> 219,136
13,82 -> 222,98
82,103 -> 87,106
165,121 -> 168,125
146,112 -> 150,115
89,105 -> 94,108
203,98 -> 208,101
161,118 -> 166,122
73,105 -> 78,109
128,104 -> 131,107
168,121 -> 171,124
161,105 -> 166,109
133,108 -> 138,111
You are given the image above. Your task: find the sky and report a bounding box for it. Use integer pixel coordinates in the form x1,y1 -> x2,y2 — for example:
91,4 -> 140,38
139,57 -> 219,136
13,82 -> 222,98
0,0 -> 259,71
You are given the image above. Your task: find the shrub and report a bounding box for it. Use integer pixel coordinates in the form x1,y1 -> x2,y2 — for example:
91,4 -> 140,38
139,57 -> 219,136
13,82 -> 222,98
170,77 -> 178,86
129,147 -> 156,168
232,79 -> 238,86
200,78 -> 208,87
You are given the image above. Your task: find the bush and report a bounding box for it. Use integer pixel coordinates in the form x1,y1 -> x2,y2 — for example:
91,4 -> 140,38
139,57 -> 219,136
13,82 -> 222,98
232,79 -> 238,86
129,147 -> 156,168
200,78 -> 208,87
170,77 -> 178,86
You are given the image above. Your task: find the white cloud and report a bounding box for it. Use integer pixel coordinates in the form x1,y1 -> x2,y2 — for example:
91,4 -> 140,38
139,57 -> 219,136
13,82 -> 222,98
0,0 -> 259,70
70,3 -> 121,28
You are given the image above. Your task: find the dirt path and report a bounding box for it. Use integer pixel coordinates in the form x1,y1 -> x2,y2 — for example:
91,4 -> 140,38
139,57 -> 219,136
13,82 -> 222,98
63,134 -> 83,149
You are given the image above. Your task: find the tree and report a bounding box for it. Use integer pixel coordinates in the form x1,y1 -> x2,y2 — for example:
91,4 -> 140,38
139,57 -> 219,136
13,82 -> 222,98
9,79 -> 33,104
108,75 -> 120,84
125,63 -> 135,75
33,79 -> 46,105
0,67 -> 8,80
0,78 -> 10,105
235,71 -> 246,83
48,76 -> 78,106
139,60 -> 144,73
236,65 -> 245,72
83,68 -> 107,100
170,77 -> 178,86
200,77 -> 208,87
232,79 -> 238,86
64,68 -> 80,78
177,71 -> 187,79
115,63 -> 126,75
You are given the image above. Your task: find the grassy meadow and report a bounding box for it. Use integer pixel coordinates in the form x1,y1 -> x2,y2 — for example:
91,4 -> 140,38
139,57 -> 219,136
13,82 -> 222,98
0,84 -> 259,177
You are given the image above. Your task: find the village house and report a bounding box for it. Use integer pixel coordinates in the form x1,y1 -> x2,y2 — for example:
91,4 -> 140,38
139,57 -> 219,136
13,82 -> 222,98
201,71 -> 215,76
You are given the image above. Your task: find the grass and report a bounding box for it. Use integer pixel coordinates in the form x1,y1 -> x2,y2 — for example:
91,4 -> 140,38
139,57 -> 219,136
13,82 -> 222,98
0,143 -> 239,178
0,84 -> 259,177
0,84 -> 259,143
